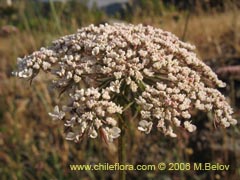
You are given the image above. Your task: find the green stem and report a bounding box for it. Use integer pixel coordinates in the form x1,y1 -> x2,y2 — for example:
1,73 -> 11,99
230,77 -> 235,108
118,115 -> 126,180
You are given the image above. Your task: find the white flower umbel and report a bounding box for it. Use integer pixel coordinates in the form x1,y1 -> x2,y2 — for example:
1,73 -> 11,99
103,127 -> 121,142
48,106 -> 65,121
138,120 -> 153,134
14,23 -> 237,142
61,87 -> 122,142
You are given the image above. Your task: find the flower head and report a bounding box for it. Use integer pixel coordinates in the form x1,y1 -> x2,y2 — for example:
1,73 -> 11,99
138,120 -> 153,134
14,23 -> 237,142
48,106 -> 65,121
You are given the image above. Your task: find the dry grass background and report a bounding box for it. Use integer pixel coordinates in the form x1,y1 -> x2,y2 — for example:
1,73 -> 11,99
0,1 -> 240,179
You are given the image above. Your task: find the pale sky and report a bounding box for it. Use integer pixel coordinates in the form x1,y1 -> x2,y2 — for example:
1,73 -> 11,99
88,0 -> 129,7
37,0 -> 129,8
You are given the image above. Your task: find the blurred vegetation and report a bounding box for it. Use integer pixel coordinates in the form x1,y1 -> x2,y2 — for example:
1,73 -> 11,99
0,0 -> 240,179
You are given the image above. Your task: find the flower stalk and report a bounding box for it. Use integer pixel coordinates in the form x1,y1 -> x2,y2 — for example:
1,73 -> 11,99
118,114 -> 126,180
